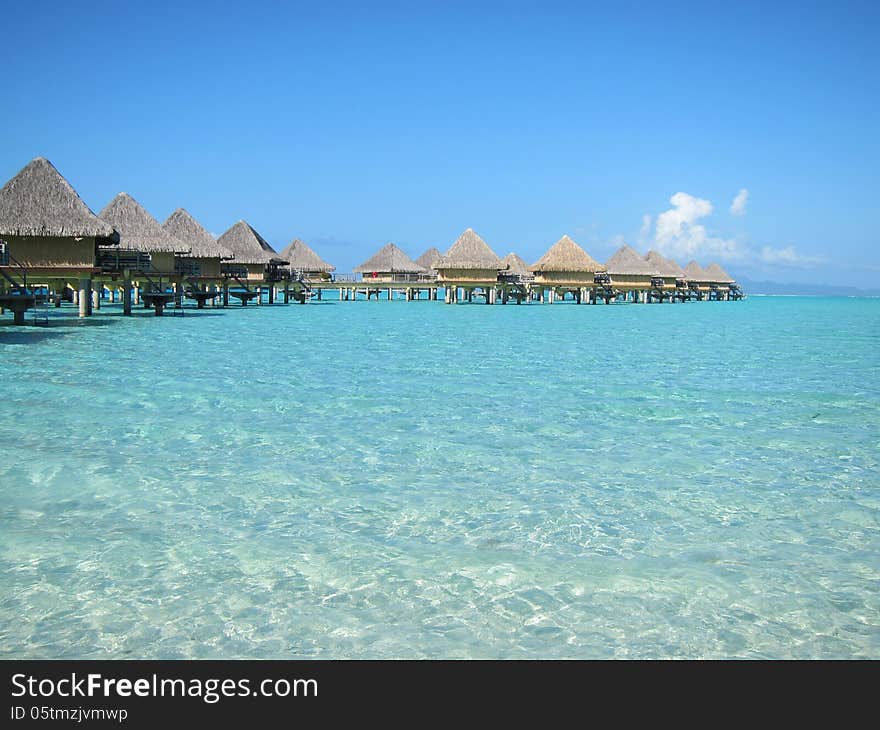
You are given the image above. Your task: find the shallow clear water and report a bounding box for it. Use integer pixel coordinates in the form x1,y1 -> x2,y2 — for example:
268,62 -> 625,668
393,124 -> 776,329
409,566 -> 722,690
1,295 -> 878,658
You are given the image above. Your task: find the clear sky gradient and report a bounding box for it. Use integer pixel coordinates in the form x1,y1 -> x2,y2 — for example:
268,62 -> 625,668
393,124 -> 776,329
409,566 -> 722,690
2,1 -> 878,285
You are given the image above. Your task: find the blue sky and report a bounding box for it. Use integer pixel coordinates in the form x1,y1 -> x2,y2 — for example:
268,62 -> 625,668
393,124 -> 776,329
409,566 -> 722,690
2,0 -> 878,285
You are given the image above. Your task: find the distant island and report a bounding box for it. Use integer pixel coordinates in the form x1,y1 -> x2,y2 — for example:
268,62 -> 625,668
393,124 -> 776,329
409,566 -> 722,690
738,277 -> 880,297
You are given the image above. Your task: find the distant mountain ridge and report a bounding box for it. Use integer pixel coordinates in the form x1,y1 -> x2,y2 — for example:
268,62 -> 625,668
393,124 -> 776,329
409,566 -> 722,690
738,277 -> 880,297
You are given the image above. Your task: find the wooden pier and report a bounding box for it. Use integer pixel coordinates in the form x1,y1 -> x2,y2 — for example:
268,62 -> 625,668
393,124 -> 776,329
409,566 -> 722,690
0,158 -> 744,329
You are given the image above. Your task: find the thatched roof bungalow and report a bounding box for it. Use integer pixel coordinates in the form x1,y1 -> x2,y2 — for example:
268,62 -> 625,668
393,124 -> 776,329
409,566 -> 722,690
703,262 -> 735,284
415,247 -> 442,277
0,157 -> 117,273
278,238 -> 335,280
604,244 -> 657,290
705,262 -> 742,298
217,220 -> 283,280
163,208 -> 232,279
532,235 -> 603,287
499,252 -> 533,282
682,260 -> 716,296
435,228 -> 503,284
99,193 -> 188,275
354,243 -> 426,282
683,260 -> 712,281
644,250 -> 687,288
702,262 -> 737,298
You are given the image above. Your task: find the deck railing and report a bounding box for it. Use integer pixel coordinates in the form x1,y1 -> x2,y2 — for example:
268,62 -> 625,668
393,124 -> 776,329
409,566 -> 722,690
97,249 -> 153,273
333,273 -> 438,284
175,260 -> 202,277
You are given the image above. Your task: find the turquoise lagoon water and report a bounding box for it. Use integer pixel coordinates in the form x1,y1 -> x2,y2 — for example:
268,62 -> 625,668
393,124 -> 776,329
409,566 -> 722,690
0,295 -> 878,659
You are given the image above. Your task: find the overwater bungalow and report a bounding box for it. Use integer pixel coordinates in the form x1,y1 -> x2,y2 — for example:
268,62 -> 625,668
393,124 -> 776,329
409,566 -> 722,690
351,243 -> 427,300
0,157 -> 118,322
217,220 -> 280,280
217,220 -> 288,303
354,243 -> 426,283
683,260 -> 713,300
531,235 -> 603,303
98,193 -> 191,314
435,228 -> 504,303
495,252 -> 533,304
644,250 -> 688,302
500,253 -> 533,281
702,262 -> 740,300
415,247 -> 442,279
278,238 -> 335,281
163,208 -> 232,282
603,244 -> 657,303
98,193 -> 190,315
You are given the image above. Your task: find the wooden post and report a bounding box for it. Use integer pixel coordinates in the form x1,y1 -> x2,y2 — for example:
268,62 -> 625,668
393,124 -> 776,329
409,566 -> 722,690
123,271 -> 132,316
223,283 -> 229,307
78,278 -> 90,318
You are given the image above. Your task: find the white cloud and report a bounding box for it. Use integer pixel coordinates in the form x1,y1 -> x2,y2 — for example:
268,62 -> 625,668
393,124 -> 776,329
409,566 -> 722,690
641,190 -> 817,269
639,188 -> 824,268
730,188 -> 749,216
759,246 -> 821,266
655,192 -> 713,249
653,192 -> 746,260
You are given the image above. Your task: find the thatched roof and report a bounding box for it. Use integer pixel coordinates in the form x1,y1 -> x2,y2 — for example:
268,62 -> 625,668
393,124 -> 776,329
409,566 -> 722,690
501,252 -> 533,276
278,238 -> 335,272
0,157 -> 117,240
435,228 -> 503,269
217,220 -> 278,265
415,247 -> 442,271
532,234 -> 603,272
354,243 -> 425,274
99,193 -> 188,254
605,244 -> 656,275
163,209 -> 232,259
703,262 -> 735,283
644,250 -> 685,278
684,260 -> 713,282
